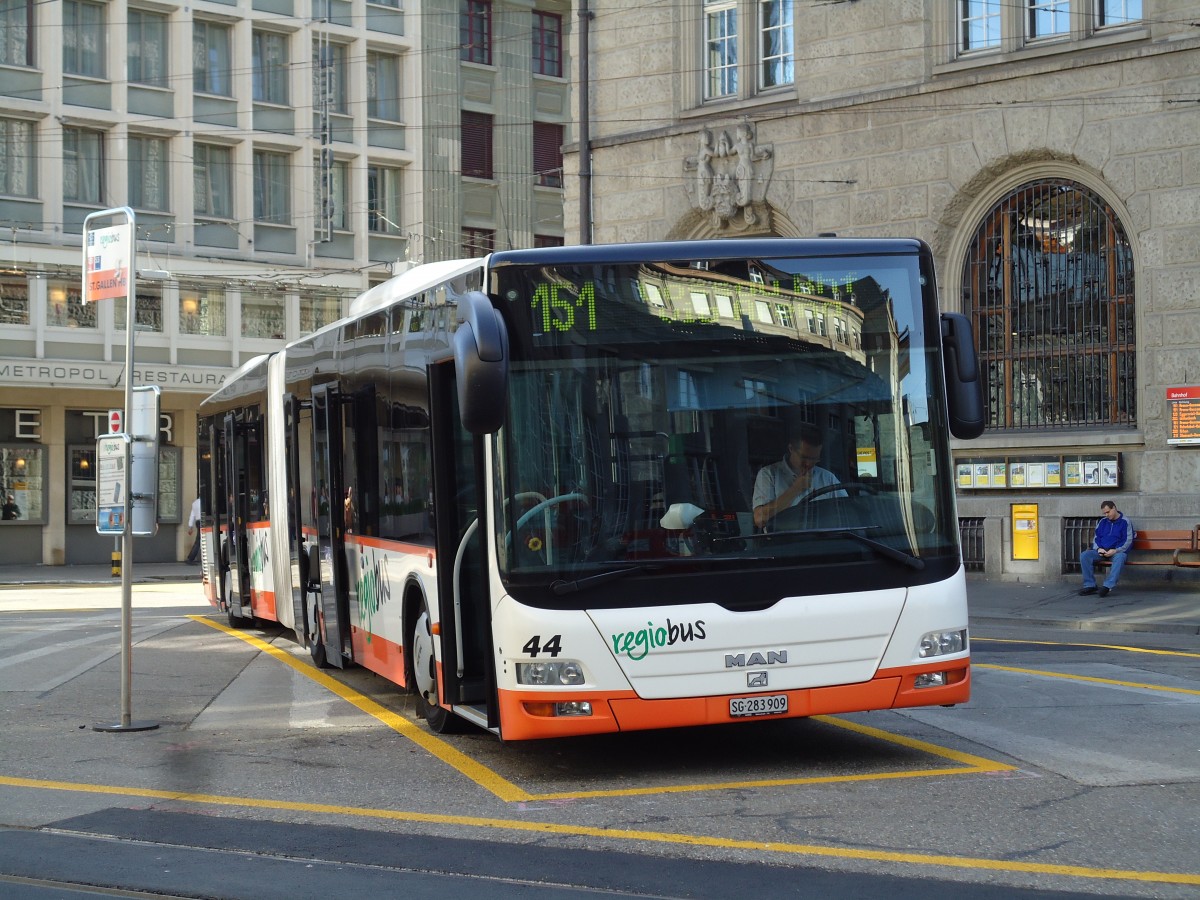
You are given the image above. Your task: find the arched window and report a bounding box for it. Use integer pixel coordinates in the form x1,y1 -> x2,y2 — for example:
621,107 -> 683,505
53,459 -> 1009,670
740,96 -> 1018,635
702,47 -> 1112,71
962,179 -> 1135,431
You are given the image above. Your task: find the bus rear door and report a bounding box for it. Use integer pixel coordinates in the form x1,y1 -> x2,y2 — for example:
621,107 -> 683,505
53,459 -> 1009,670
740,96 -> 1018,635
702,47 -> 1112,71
310,384 -> 351,668
221,412 -> 254,624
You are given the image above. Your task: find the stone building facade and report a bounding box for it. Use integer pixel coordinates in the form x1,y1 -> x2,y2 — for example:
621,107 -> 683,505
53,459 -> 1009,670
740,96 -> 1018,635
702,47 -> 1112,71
564,1 -> 1200,580
0,0 -> 568,565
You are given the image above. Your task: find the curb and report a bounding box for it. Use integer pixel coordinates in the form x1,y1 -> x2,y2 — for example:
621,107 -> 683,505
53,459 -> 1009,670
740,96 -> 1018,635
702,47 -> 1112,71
969,615 -> 1200,636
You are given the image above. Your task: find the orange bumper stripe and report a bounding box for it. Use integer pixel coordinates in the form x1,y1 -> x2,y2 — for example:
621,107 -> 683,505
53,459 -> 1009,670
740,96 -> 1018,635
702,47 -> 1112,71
496,659 -> 970,741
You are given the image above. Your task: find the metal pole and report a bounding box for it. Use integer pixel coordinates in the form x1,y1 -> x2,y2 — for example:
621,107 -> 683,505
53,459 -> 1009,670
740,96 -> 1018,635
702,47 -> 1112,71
578,0 -> 592,244
94,210 -> 157,733
119,293 -> 134,726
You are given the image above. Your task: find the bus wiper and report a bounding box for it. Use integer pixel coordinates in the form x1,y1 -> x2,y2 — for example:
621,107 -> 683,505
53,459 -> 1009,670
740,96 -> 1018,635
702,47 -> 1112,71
551,565 -> 657,595
835,529 -> 924,570
750,526 -> 924,570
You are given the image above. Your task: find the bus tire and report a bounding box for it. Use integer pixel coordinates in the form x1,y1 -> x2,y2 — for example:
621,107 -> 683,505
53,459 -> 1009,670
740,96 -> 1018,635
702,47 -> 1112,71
409,598 -> 465,734
308,598 -> 329,669
223,568 -> 247,628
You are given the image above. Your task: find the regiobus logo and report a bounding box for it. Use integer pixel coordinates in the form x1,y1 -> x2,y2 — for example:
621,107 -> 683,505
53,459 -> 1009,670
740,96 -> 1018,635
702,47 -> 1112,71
355,549 -> 392,640
610,618 -> 707,661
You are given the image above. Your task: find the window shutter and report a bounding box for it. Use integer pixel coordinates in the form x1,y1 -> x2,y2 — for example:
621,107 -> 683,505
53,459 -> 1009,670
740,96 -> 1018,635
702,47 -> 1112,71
462,111 -> 494,179
533,122 -> 563,188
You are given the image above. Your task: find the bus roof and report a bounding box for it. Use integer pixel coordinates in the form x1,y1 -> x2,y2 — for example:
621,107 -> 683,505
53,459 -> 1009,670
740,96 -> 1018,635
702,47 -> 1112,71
348,257 -> 484,319
198,352 -> 273,413
487,237 -> 925,268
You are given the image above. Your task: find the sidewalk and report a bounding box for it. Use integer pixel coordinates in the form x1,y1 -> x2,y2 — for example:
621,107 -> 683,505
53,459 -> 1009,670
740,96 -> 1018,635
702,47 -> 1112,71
966,572 -> 1200,635
0,562 -> 200,586
0,563 -> 1196,635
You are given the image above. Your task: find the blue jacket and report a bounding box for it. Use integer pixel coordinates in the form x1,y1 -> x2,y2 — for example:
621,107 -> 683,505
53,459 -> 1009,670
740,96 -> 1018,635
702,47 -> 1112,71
1093,513 -> 1133,552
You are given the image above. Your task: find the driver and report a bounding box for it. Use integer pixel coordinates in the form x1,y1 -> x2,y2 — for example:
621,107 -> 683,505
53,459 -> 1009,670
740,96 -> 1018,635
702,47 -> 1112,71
752,422 -> 844,530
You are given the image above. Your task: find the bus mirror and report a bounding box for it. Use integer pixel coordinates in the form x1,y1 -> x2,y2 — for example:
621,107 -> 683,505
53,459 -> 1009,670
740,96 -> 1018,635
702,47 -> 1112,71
454,291 -> 509,434
940,312 -> 985,440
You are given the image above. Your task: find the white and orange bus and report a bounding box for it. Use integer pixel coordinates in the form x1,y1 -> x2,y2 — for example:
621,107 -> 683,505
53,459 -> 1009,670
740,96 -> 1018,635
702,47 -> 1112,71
197,238 -> 984,739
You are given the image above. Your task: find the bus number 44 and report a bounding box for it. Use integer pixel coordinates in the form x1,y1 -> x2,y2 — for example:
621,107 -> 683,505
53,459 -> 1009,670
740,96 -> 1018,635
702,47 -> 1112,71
523,635 -> 563,658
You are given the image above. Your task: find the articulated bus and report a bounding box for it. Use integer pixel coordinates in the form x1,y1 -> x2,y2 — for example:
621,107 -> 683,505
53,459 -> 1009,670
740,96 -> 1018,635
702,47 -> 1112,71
198,238 -> 984,740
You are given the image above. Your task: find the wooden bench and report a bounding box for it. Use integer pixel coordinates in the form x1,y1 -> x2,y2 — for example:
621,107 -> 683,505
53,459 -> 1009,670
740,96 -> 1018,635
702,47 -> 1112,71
1093,526 -> 1200,569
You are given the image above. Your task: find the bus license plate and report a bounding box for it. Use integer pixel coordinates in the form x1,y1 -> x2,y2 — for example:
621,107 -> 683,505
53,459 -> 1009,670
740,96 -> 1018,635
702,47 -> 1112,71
729,694 -> 788,718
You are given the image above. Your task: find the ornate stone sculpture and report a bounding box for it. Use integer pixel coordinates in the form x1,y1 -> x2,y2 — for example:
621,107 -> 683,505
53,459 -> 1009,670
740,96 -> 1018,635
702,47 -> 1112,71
684,121 -> 774,229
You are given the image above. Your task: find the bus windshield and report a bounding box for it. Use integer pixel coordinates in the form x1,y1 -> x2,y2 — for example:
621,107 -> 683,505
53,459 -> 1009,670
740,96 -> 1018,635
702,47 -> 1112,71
490,248 -> 958,597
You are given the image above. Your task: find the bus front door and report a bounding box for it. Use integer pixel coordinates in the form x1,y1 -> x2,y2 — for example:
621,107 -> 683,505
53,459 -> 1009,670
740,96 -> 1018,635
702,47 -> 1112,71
429,361 -> 498,730
310,384 -> 351,668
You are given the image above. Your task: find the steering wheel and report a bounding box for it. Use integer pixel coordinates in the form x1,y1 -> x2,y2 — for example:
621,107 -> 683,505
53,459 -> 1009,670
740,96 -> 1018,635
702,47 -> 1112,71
511,493 -> 590,564
794,482 -> 879,505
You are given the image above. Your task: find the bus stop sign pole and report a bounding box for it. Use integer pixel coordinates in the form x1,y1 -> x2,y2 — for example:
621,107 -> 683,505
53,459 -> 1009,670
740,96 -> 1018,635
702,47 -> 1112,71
85,206 -> 159,734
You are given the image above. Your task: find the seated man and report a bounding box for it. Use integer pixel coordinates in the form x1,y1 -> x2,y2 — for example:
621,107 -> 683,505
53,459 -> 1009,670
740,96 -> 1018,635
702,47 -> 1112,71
752,422 -> 843,530
1078,500 -> 1134,597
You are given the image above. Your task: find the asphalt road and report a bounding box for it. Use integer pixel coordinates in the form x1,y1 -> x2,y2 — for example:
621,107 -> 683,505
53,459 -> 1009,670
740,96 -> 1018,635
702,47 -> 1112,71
1,581 -> 1197,899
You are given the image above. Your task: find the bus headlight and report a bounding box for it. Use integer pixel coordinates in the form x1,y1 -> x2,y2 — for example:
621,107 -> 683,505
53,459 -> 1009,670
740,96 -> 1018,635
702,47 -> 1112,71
918,629 -> 967,659
516,660 -> 586,686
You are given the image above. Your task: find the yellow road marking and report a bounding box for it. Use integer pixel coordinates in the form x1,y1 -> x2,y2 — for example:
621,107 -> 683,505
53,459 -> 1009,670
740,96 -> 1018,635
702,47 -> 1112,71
1,774 -> 1198,887
190,616 -> 533,802
974,637 -> 1200,659
191,615 -> 1012,801
977,663 -> 1200,696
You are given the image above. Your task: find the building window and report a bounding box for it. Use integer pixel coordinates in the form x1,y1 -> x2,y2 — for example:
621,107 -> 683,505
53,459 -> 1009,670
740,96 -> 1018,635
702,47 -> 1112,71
0,0 -> 33,67
252,31 -> 289,105
194,143 -> 233,219
63,127 -> 103,204
955,0 -> 1139,58
300,294 -> 342,333
533,121 -> 563,188
115,283 -> 163,333
179,285 -> 226,336
461,111 -> 493,179
532,11 -> 561,77
0,445 -> 44,522
194,21 -> 231,95
959,0 -> 1001,52
367,165 -> 402,234
462,227 -> 494,257
759,0 -> 792,89
366,51 -> 401,121
253,150 -> 291,225
313,156 -> 348,232
704,0 -> 737,100
128,9 -> 167,87
461,0 -> 491,65
534,234 -> 564,248
0,117 -> 34,197
128,135 -> 169,212
47,281 -> 95,329
242,290 -> 285,339
962,178 -> 1135,430
313,40 -> 348,114
1028,0 -> 1069,39
1098,0 -> 1141,27
63,0 -> 103,77
0,275 -> 30,325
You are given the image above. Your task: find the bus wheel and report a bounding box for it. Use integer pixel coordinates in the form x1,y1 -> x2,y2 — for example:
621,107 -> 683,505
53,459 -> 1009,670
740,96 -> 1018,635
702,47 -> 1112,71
223,570 -> 246,628
308,598 -> 329,668
410,599 -> 464,733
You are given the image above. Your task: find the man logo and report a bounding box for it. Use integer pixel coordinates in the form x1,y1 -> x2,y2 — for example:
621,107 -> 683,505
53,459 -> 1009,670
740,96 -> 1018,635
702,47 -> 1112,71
724,650 -> 788,667
747,671 -> 768,688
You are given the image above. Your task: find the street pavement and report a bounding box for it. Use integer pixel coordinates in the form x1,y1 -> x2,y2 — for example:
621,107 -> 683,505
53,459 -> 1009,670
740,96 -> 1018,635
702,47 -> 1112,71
0,561 -> 1196,634
1,561 -> 1196,899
